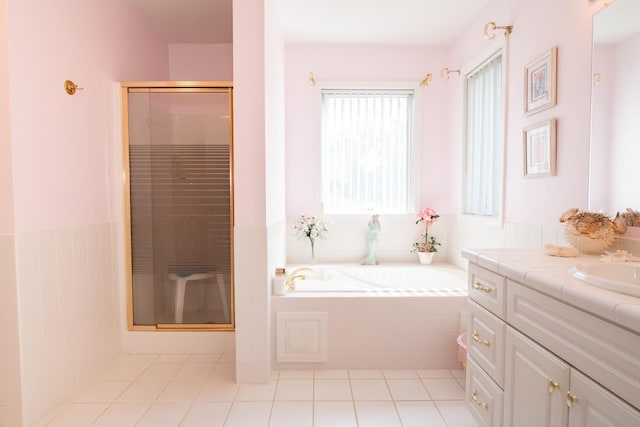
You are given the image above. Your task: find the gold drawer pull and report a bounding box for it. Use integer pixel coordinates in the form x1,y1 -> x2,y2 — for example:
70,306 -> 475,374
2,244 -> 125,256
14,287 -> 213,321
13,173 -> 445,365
471,390 -> 488,409
566,391 -> 579,407
472,331 -> 490,346
548,378 -> 559,394
472,281 -> 492,293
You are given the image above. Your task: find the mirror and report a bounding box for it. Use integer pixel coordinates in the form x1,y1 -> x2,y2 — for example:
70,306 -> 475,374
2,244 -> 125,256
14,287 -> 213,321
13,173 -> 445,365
589,0 -> 640,223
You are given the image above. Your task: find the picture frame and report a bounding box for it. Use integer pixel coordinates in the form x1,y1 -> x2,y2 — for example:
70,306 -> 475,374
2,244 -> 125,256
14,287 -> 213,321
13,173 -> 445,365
524,47 -> 557,115
523,118 -> 557,177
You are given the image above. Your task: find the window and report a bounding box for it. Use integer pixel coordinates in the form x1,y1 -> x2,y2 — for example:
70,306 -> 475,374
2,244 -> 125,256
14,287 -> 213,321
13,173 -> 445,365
464,49 -> 505,217
320,88 -> 415,214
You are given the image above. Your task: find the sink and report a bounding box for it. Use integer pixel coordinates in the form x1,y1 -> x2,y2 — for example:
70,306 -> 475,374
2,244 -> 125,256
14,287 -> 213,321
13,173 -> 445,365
571,262 -> 640,297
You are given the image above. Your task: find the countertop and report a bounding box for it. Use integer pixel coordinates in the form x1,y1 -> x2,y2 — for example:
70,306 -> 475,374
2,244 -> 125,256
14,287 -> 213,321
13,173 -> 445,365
462,248 -> 640,334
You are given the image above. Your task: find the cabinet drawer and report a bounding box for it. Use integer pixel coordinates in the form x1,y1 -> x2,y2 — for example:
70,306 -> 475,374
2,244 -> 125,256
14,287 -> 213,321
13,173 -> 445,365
468,300 -> 506,387
467,356 -> 504,427
507,280 -> 640,409
468,263 -> 506,318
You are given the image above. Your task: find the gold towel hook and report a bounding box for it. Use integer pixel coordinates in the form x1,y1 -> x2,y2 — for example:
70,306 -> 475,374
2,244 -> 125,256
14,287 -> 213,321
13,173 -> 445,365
483,22 -> 513,40
64,80 -> 83,95
419,73 -> 433,87
440,68 -> 461,80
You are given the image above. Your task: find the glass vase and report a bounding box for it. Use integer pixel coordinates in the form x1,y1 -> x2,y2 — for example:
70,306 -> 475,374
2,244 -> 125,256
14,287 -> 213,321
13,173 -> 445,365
310,238 -> 316,264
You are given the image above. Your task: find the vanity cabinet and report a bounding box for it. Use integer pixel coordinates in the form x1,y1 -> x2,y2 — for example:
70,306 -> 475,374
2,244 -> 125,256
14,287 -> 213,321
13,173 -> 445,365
466,262 -> 640,427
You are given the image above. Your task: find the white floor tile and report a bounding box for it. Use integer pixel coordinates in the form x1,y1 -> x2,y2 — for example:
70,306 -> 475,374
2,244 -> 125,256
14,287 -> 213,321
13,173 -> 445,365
395,401 -> 447,427
348,370 -> 384,379
116,380 -> 167,403
386,379 -> 431,401
278,369 -> 314,379
383,369 -> 418,379
197,380 -> 239,402
235,381 -> 277,401
224,401 -> 271,427
156,354 -> 191,364
314,369 -> 349,379
137,362 -> 182,381
450,368 -> 466,379
155,379 -> 206,402
435,400 -> 480,427
350,379 -> 392,401
75,380 -> 130,402
314,401 -> 358,427
46,403 -> 108,427
180,402 -> 231,427
422,378 -> 465,400
174,362 -> 215,380
269,401 -> 313,427
134,402 -> 191,427
209,363 -> 235,383
102,362 -> 149,381
416,369 -> 453,379
218,353 -> 236,363
91,402 -> 150,427
354,401 -> 402,427
188,353 -> 222,363
275,379 -> 314,401
119,354 -> 159,365
314,380 -> 353,401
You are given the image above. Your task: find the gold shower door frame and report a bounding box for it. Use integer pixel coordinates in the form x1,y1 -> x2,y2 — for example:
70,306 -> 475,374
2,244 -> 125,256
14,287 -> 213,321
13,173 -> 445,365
121,81 -> 234,331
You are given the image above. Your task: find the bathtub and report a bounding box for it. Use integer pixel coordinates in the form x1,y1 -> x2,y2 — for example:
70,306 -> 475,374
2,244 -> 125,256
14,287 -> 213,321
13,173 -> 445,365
272,263 -> 469,370
288,263 -> 468,295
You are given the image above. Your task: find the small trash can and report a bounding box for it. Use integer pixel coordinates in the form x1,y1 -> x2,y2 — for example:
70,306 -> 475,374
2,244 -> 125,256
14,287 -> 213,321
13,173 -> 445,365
456,332 -> 467,369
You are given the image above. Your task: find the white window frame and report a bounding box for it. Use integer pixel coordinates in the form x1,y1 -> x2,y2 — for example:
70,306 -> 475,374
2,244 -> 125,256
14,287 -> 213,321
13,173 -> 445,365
315,81 -> 421,215
460,37 -> 508,224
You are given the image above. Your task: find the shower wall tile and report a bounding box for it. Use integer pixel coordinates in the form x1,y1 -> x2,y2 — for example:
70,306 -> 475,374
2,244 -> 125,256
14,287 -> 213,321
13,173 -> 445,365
0,234 -> 23,427
16,223 -> 121,426
234,225 -> 270,383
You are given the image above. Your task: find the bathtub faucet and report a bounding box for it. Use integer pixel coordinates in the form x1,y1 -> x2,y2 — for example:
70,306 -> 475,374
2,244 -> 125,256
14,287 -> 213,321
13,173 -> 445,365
285,266 -> 313,291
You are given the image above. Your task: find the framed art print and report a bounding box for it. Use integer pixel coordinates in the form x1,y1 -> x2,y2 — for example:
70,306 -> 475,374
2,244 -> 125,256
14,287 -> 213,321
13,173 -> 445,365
524,47 -> 557,115
523,118 -> 557,177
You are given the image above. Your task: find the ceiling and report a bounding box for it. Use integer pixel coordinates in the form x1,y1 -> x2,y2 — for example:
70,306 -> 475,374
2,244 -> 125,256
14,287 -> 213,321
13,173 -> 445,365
131,0 -> 489,45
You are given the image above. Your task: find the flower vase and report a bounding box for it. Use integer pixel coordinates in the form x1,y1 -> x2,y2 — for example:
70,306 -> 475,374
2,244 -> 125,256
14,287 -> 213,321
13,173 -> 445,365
310,238 -> 316,264
418,251 -> 434,265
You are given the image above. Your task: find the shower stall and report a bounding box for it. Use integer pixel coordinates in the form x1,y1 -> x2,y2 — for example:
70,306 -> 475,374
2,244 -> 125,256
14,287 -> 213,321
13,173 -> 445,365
122,82 -> 234,330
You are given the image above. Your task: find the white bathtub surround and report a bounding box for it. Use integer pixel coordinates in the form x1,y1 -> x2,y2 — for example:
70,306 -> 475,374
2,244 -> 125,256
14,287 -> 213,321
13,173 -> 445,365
286,214 -> 452,264
272,263 -> 468,370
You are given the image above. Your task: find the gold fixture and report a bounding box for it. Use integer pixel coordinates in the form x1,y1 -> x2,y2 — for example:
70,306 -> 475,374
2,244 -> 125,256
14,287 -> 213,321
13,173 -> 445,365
419,73 -> 433,87
483,21 -> 513,40
472,331 -> 490,347
472,281 -> 492,293
285,266 -> 314,291
566,391 -> 579,407
440,68 -> 460,80
64,80 -> 83,95
593,72 -> 601,86
309,72 -> 316,85
471,390 -> 488,409
548,379 -> 560,394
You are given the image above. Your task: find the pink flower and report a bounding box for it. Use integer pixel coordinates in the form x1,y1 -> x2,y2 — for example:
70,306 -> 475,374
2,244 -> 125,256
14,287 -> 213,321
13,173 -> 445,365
417,208 -> 439,226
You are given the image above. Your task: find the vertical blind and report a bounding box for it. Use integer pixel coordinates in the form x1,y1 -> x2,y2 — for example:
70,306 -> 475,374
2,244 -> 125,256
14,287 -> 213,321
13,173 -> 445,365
321,89 -> 413,214
465,55 -> 503,216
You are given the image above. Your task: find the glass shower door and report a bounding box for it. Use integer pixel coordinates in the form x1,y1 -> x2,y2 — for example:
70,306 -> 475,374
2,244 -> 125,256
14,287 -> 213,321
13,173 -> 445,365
123,83 -> 233,330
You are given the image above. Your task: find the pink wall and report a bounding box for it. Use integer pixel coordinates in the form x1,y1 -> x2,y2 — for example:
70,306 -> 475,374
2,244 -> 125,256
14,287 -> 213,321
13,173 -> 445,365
0,0 -> 14,233
7,0 -> 169,233
449,0 -> 595,226
284,44 -> 451,215
169,43 -> 233,81
284,0 -> 601,227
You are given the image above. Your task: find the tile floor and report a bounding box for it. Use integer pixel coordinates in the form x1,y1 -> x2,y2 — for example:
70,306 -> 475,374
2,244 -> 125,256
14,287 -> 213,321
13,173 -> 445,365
36,353 -> 479,427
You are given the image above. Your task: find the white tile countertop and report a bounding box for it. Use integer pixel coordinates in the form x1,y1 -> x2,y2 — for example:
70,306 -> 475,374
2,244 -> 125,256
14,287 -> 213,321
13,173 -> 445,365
462,248 -> 640,334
